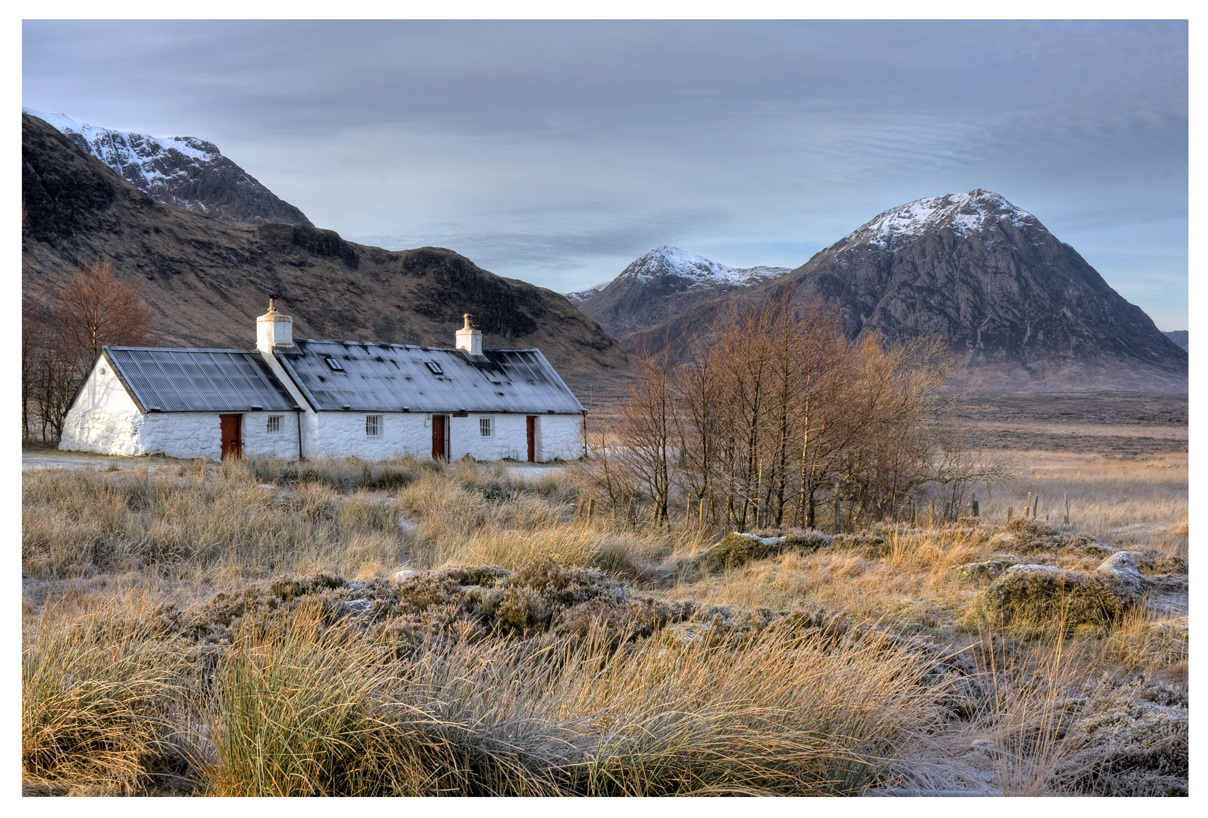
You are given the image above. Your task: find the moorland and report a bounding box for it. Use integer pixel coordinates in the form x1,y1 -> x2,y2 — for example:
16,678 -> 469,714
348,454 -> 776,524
21,390 -> 1187,797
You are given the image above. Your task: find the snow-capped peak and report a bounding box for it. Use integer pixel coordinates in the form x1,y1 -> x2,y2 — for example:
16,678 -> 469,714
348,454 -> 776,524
24,106 -> 222,166
840,189 -> 1041,252
620,246 -> 790,287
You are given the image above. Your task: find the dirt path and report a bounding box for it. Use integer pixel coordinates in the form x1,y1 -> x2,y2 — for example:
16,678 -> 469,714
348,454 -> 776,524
22,449 -> 188,472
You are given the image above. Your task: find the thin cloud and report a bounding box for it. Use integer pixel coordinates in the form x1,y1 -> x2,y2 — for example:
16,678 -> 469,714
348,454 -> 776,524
22,19 -> 1188,327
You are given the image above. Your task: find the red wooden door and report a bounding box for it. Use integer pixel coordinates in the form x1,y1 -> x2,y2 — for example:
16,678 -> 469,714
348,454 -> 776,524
220,414 -> 243,460
431,415 -> 447,460
526,416 -> 536,462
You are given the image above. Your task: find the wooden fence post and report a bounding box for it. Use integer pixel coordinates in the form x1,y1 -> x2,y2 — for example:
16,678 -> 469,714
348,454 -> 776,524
834,482 -> 842,535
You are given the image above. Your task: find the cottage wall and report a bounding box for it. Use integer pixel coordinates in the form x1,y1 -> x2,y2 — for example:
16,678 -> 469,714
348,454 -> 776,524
60,362 -> 146,456
311,412 -> 430,460
537,414 -> 585,461
450,414 -> 526,461
447,413 -> 582,461
304,412 -> 582,462
237,412 -> 302,460
133,411 -> 302,461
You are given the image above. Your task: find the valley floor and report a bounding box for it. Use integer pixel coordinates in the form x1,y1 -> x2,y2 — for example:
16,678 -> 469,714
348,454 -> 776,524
20,391 -> 1188,796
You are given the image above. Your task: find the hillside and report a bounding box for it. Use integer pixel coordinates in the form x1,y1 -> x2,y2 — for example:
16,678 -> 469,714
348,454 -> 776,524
21,112 -> 632,392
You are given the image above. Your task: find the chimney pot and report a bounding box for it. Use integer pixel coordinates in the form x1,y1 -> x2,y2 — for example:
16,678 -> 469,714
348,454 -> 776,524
456,312 -> 483,357
257,297 -> 294,354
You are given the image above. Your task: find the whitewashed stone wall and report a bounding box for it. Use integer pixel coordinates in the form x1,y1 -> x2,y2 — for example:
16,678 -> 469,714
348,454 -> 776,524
537,414 -> 585,461
239,412 -> 302,460
451,414 -> 525,461
59,361 -> 146,456
308,412 -> 582,462
312,412 -> 430,460
97,411 -> 302,461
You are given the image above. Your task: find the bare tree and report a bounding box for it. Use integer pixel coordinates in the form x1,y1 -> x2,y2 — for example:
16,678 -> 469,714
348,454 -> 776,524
57,259 -> 153,369
22,259 -> 154,441
615,350 -> 679,524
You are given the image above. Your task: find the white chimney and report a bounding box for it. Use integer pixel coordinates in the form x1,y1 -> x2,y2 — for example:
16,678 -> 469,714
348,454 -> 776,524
455,313 -> 483,357
256,295 -> 294,354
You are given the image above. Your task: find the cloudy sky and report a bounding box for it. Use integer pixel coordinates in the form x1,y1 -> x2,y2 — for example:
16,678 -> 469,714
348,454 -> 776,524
21,18 -> 1189,329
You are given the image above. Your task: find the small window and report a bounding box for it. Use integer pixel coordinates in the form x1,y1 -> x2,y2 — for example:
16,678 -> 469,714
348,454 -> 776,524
366,415 -> 382,438
424,361 -> 443,375
479,417 -> 493,438
325,357 -> 345,371
266,415 -> 282,433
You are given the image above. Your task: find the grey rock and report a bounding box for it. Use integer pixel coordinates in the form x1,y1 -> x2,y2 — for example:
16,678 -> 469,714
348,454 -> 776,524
1095,551 -> 1144,604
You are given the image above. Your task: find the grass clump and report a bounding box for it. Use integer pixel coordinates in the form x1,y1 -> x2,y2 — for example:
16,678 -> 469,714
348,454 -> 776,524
204,606 -> 945,796
205,604 -> 402,796
22,594 -> 196,795
980,564 -> 1128,631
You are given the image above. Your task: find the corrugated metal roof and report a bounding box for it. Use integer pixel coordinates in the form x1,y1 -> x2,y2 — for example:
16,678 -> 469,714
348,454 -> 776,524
277,340 -> 584,414
104,347 -> 300,413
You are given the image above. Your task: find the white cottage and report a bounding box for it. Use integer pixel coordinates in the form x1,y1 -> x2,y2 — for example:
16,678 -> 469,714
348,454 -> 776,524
60,301 -> 587,462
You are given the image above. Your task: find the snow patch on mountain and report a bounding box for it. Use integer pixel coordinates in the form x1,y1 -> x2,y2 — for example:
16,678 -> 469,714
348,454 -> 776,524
24,107 -> 311,226
24,107 -> 229,194
841,189 -> 1041,252
565,284 -> 607,306
619,246 -> 790,288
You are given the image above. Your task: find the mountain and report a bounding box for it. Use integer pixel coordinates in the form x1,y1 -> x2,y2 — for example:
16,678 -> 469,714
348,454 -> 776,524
567,245 -> 789,339
624,190 -> 1186,391
21,112 -> 631,392
24,107 -> 312,227
1164,330 -> 1188,352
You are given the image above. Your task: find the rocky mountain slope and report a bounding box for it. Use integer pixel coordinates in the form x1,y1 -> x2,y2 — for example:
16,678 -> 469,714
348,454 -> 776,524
567,246 -> 789,338
625,190 -> 1186,391
24,108 -> 312,227
21,112 -> 631,392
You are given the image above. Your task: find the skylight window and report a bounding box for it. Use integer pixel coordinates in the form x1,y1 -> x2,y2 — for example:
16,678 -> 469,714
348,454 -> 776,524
425,361 -> 443,375
325,357 -> 344,371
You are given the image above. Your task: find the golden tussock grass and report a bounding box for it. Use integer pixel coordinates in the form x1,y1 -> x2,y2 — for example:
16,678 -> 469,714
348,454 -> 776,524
21,444 -> 1188,796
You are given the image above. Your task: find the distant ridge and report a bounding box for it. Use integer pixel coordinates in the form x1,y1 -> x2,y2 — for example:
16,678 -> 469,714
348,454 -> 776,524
1164,330 -> 1188,352
567,245 -> 789,338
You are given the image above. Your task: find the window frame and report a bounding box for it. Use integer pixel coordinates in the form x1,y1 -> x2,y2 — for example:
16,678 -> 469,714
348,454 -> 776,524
266,415 -> 282,434
366,414 -> 382,439
479,417 -> 493,438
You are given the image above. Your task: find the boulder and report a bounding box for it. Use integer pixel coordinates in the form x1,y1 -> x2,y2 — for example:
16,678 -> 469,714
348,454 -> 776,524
1094,551 -> 1144,604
